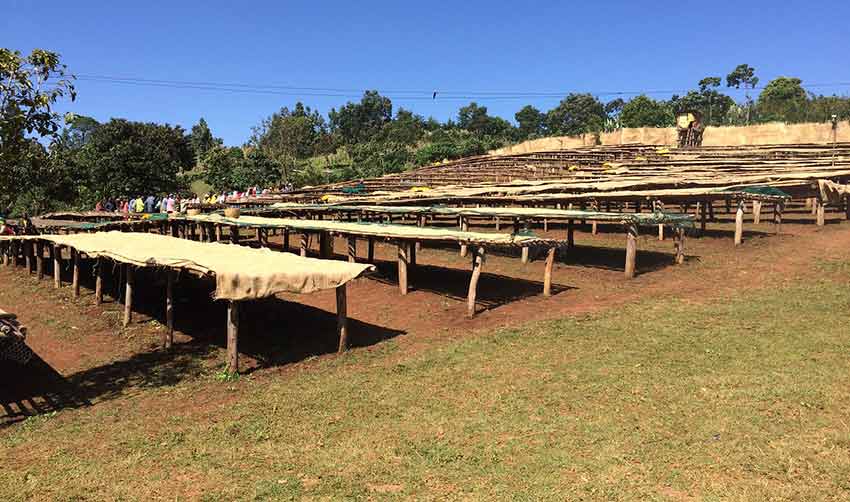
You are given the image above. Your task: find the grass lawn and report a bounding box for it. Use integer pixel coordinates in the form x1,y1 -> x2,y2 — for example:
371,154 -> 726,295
2,261 -> 850,501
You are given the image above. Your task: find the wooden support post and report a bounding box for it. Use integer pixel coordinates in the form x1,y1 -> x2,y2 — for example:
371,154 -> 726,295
283,229 -> 290,252
300,234 -> 308,257
53,245 -> 62,289
22,241 -> 32,273
347,237 -> 357,263
466,247 -> 485,317
255,227 -> 262,244
72,249 -> 80,298
397,242 -> 409,295
752,200 -> 762,225
367,238 -> 375,263
521,219 -> 530,263
495,216 -> 500,231
123,265 -> 134,327
734,201 -> 745,246
95,257 -> 105,304
811,197 -> 818,216
459,217 -> 468,257
171,222 -> 179,238
189,223 -> 197,241
816,199 -> 826,227
230,225 -> 239,244
624,224 -> 638,279
845,196 -> 850,220
774,202 -> 783,234
415,217 -> 423,252
543,247 -> 556,296
674,227 -> 685,265
226,301 -> 239,374
543,218 -> 548,233
409,241 -> 416,267
567,220 -> 575,248
11,241 -> 19,267
165,271 -> 174,349
699,202 -> 707,235
320,231 -> 332,258
216,225 -> 223,241
36,241 -> 44,279
336,284 -> 348,353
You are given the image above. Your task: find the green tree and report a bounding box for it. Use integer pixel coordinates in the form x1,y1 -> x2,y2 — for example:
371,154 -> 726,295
189,118 -> 221,163
757,77 -> 808,122
457,102 -> 513,137
251,103 -> 330,181
0,48 -> 76,214
546,94 -> 606,136
620,95 -> 673,128
515,105 -> 546,139
726,64 -> 759,124
379,108 -> 426,145
76,119 -> 194,203
329,90 -> 392,145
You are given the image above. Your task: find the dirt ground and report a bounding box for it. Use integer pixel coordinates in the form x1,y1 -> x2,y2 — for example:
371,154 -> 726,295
2,203 -> 849,426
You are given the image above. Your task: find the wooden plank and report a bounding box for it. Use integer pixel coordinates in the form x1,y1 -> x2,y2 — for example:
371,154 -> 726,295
336,284 -> 348,353
752,200 -> 762,224
123,265 -> 134,327
624,224 -> 638,279
459,217 -> 468,257
226,301 -> 239,374
53,245 -> 62,288
72,248 -> 80,298
543,247 -> 556,296
734,201 -> 744,246
467,247 -> 485,317
165,270 -> 174,350
816,200 -> 826,226
674,227 -> 685,264
347,237 -> 357,263
95,257 -> 104,304
397,242 -> 409,295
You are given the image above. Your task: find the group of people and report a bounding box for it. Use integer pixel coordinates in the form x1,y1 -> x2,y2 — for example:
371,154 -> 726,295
94,186 -> 275,215
95,195 -> 187,214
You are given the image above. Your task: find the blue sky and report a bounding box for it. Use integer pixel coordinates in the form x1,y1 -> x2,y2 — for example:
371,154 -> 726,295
5,0 -> 849,144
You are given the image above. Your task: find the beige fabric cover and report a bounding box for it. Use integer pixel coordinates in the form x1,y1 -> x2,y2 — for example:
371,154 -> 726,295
0,232 -> 373,300
184,214 -> 556,246
818,180 -> 850,205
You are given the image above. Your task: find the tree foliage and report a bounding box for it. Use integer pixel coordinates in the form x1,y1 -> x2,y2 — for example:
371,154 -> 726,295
620,95 -> 673,128
0,48 -> 75,213
189,118 -> 221,163
74,119 -> 194,203
546,94 -> 606,136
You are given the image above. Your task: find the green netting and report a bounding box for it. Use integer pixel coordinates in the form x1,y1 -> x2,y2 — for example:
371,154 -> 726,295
733,186 -> 792,198
264,203 -> 695,228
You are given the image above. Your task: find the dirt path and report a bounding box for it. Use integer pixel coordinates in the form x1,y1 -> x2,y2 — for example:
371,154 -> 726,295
2,210 -> 849,425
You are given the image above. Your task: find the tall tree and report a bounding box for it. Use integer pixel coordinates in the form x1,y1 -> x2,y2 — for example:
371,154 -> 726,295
250,103 -> 329,181
757,77 -> 808,122
329,90 -> 392,145
189,118 -> 221,163
515,105 -> 546,139
76,119 -> 194,203
0,48 -> 75,213
546,94 -> 606,136
727,64 -> 759,124
620,95 -> 673,128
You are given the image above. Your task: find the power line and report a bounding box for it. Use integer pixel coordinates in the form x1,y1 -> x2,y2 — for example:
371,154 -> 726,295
57,74 -> 850,101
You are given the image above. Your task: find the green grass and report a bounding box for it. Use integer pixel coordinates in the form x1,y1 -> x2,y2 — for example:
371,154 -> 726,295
2,264 -> 850,500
